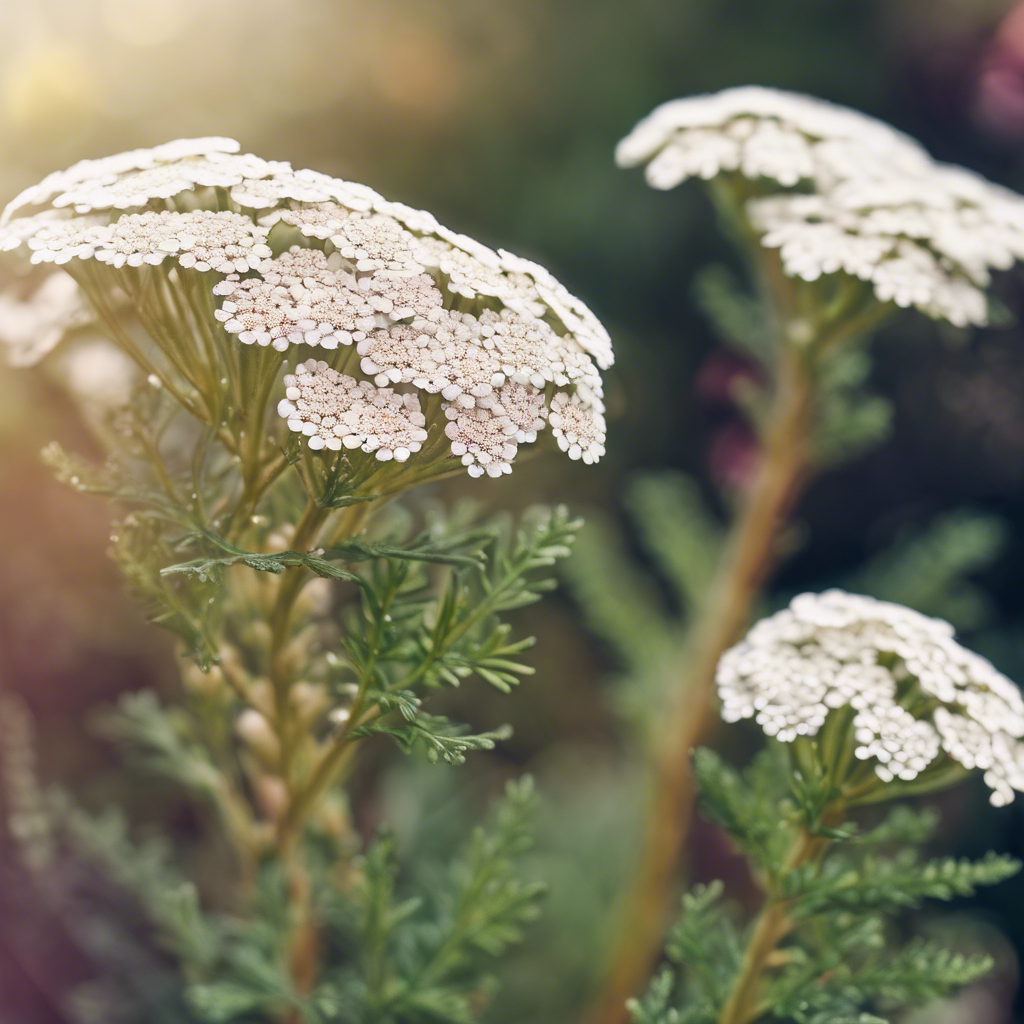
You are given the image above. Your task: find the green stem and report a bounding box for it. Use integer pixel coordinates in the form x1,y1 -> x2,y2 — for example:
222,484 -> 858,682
137,423 -> 184,507
236,345 -> 287,482
75,267 -> 204,420
273,506 -> 384,856
266,498 -> 373,1017
813,300 -> 895,357
126,269 -> 214,412
222,448 -> 290,543
273,701 -> 378,860
268,501 -> 331,727
717,824 -> 831,1024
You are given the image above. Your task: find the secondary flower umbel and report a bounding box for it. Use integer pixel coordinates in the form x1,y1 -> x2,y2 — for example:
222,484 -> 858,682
716,590 -> 1024,806
615,86 -> 930,191
0,138 -> 612,480
617,86 -> 1024,327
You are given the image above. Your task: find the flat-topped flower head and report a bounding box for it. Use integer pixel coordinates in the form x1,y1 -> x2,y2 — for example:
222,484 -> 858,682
444,404 -> 519,477
1,138 -> 613,481
0,212 -> 78,253
414,234 -> 544,315
213,247 -> 382,350
23,216 -> 113,265
498,248 -> 614,371
53,153 -> 289,214
357,313 -> 504,404
491,381 -> 547,443
548,391 -> 607,464
620,88 -> 1024,328
331,213 -> 426,274
260,201 -> 353,240
367,271 -> 445,322
278,360 -> 366,451
616,86 -> 929,191
339,384 -> 429,462
717,590 -> 1024,805
266,206 -> 425,273
477,308 -> 600,390
233,170 -> 381,211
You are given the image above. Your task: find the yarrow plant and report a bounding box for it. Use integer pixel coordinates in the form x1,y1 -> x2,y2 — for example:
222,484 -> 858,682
575,86 -> 1024,1024
628,592 -> 1024,1024
0,137 -> 612,1023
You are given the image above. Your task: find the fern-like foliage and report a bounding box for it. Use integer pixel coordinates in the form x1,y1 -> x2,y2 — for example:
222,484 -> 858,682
353,694 -> 513,766
812,348 -> 893,466
59,799 -> 222,971
631,748 -> 1021,1024
627,882 -> 743,1024
4,499 -> 578,1024
94,691 -> 226,802
14,777 -> 542,1024
692,264 -> 772,365
691,747 -> 794,875
787,850 -> 1021,916
693,260 -> 892,467
312,777 -> 544,1024
560,472 -> 721,735
330,505 -> 576,699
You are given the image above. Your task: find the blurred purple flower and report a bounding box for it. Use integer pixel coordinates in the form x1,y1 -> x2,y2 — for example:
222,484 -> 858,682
975,4 -> 1024,141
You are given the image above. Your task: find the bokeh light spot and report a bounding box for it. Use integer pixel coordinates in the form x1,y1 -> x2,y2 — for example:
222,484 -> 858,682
101,0 -> 191,48
2,40 -> 101,125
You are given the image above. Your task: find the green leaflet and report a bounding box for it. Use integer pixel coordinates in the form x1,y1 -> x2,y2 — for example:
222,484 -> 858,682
631,747 -> 1020,1024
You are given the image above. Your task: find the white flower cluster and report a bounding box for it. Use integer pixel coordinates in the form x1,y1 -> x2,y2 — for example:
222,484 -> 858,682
100,210 -> 273,273
616,87 -> 928,191
15,210 -> 274,273
0,138 -> 612,479
278,359 -> 428,462
52,153 -> 289,215
213,247 -> 386,350
1,138 -> 245,221
716,590 -> 1024,806
618,86 -> 1024,327
746,170 -> 1024,326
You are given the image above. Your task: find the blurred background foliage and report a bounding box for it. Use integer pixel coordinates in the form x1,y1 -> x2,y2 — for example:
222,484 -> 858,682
7,1 -> 1024,1022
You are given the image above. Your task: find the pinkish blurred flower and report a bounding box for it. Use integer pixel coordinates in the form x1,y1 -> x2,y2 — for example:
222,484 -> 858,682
975,3 -> 1024,140
708,419 -> 760,492
694,350 -> 763,408
696,350 -> 763,492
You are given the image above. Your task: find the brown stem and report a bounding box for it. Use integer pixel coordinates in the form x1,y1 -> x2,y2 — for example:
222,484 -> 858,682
584,344 -> 816,1024
720,900 -> 793,1024
285,866 -> 319,1009
717,825 -> 828,1024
